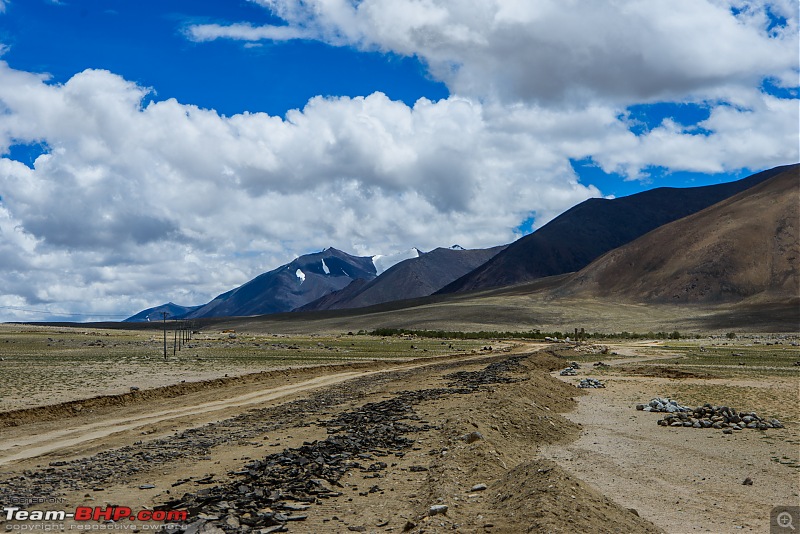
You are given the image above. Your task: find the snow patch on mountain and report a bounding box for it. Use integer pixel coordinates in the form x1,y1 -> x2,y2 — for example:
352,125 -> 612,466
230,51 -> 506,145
321,259 -> 330,275
371,248 -> 421,275
450,244 -> 466,250
295,269 -> 305,283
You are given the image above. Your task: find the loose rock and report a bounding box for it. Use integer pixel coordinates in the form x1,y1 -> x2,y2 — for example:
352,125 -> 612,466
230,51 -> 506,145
464,431 -> 484,444
644,399 -> 784,431
577,378 -> 605,388
429,504 -> 449,516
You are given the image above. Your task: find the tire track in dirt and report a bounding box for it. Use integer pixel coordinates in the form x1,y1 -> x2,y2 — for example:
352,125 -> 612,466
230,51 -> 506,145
0,351 -> 510,467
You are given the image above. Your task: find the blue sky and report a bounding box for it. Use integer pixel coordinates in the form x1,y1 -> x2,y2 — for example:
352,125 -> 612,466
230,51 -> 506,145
0,0 -> 797,320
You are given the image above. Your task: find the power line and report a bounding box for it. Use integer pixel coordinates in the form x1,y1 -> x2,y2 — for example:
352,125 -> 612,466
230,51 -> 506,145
0,305 -> 129,318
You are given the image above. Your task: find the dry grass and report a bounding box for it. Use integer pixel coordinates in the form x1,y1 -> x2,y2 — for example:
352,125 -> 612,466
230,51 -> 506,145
0,325 -> 489,411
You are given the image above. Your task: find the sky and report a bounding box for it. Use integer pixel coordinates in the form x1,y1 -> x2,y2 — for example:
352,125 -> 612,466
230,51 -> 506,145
0,0 -> 797,321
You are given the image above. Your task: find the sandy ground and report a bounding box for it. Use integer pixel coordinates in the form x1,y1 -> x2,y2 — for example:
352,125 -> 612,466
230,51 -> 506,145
541,354 -> 800,533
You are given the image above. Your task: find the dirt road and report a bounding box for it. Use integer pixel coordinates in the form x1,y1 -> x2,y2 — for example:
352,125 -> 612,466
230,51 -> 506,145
0,346 -> 664,533
0,350 -> 516,468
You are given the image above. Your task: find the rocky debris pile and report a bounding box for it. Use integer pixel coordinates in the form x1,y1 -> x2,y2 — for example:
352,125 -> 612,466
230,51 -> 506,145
577,378 -> 605,388
568,362 -> 581,369
160,389 -> 462,533
559,367 -> 577,376
574,345 -> 610,355
444,355 -> 527,389
158,357 -> 526,532
637,400 -> 784,431
636,398 -> 691,413
0,369 -> 425,508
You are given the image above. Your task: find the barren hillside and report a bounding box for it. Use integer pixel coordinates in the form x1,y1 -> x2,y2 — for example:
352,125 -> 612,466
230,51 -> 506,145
559,166 -> 799,303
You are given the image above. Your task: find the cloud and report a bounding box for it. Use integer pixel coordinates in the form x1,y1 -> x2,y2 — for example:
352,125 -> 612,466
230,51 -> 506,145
0,62 -> 603,319
0,1 -> 797,320
200,0 -> 798,105
185,23 -> 310,42
590,90 -> 800,177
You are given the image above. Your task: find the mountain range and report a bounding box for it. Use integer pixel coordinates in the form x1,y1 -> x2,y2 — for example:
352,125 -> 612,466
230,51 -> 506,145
126,244 -> 505,321
123,302 -> 201,323
298,245 -> 506,312
557,165 -> 799,303
126,164 -> 799,323
180,248 -> 376,319
437,165 -> 792,294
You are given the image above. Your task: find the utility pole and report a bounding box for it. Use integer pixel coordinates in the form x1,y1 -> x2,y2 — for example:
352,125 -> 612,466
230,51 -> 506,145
162,312 -> 169,360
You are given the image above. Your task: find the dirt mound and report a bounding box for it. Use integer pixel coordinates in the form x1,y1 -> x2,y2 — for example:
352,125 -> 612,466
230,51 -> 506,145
489,459 -> 663,533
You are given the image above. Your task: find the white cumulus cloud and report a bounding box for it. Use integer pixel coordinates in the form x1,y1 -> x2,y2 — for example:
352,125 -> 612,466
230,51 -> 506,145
0,62 -> 601,320
0,0 -> 797,320
204,0 -> 798,105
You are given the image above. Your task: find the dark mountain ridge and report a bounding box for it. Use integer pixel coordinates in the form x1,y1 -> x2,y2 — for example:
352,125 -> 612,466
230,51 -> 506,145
181,248 -> 377,318
299,245 -> 506,312
438,165 -> 795,294
124,302 -> 201,323
557,165 -> 800,303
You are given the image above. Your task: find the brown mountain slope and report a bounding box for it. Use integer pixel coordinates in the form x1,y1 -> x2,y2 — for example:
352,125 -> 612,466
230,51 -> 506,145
438,165 -> 793,294
558,166 -> 799,303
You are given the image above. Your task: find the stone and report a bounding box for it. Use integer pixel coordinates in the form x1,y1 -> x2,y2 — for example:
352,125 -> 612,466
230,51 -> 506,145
577,378 -> 605,388
644,397 -> 782,434
742,477 -> 753,486
470,483 -> 488,492
464,431 -> 484,444
429,505 -> 449,516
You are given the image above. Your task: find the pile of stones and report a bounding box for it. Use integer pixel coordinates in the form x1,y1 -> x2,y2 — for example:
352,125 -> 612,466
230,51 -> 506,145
637,398 -> 784,432
157,357 -> 527,533
577,378 -> 605,388
444,355 -> 526,389
559,367 -> 578,376
637,397 -> 691,413
160,388 -> 463,533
